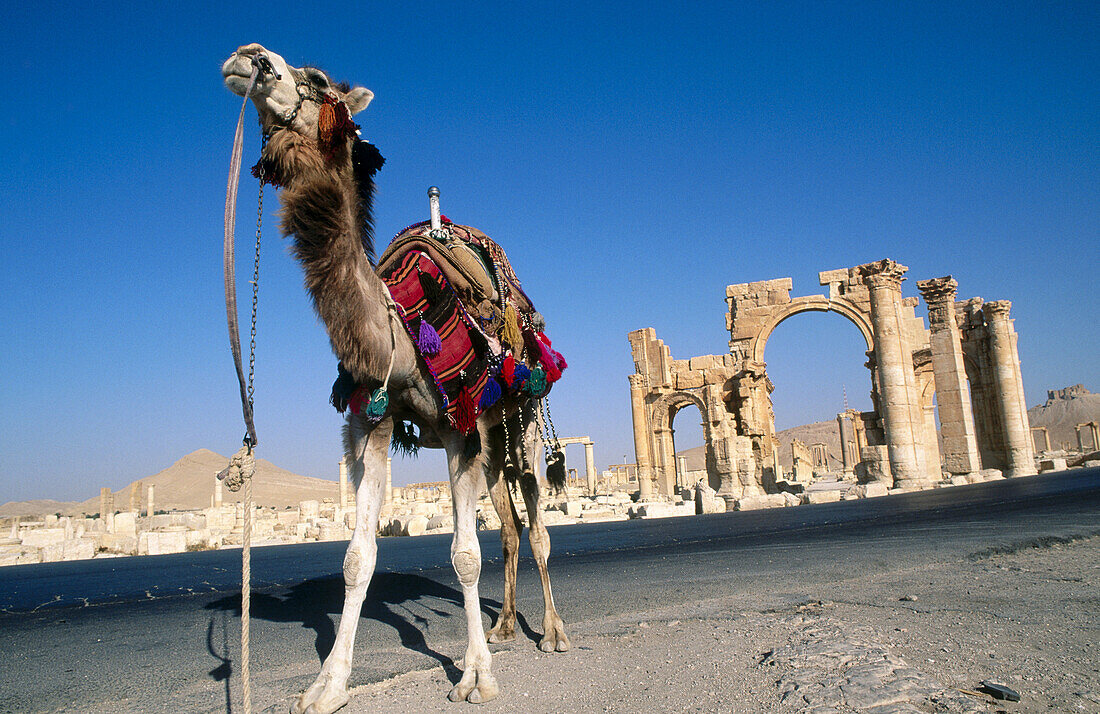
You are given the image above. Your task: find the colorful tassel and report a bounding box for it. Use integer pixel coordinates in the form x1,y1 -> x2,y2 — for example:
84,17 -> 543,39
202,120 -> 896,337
416,316 -> 441,355
523,330 -> 541,363
418,266 -> 444,302
463,432 -> 481,459
537,339 -> 562,383
318,100 -> 336,149
455,386 -> 476,435
348,385 -> 369,415
479,377 -> 502,409
524,366 -> 547,396
363,388 -> 389,423
512,361 -> 530,388
503,354 -> 516,387
502,302 -> 523,352
545,449 -> 567,490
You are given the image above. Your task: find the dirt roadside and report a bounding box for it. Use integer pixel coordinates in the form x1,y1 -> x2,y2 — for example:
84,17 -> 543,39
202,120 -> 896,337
310,535 -> 1100,714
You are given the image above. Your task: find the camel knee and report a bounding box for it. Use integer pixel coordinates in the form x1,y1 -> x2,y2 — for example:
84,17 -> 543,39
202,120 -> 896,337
452,549 -> 481,587
343,542 -> 374,588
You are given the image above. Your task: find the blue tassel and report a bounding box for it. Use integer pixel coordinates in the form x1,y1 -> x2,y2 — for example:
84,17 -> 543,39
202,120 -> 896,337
479,378 -> 502,409
512,361 -> 530,388
416,318 -> 442,355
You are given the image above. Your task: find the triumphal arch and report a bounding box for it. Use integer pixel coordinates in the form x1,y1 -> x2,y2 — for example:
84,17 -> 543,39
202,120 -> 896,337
628,259 -> 1035,504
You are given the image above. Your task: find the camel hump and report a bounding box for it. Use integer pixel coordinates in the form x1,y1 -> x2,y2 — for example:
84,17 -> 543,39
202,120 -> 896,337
377,220 -> 536,315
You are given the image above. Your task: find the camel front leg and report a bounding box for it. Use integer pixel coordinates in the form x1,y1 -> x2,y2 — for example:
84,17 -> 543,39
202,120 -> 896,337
445,429 -> 500,704
294,415 -> 391,714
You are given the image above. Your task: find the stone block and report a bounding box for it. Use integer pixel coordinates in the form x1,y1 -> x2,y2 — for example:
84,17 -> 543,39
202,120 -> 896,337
140,531 -> 186,556
21,528 -> 65,549
781,492 -> 802,507
802,491 -> 841,505
978,468 -> 1005,481
427,515 -> 454,532
1038,458 -> 1067,473
735,494 -> 785,511
299,500 -> 320,520
948,475 -> 970,486
317,522 -> 346,541
673,370 -> 704,390
633,503 -> 675,519
561,500 -> 584,517
113,511 -> 137,538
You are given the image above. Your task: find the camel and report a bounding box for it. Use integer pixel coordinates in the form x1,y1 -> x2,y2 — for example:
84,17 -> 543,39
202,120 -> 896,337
222,44 -> 570,713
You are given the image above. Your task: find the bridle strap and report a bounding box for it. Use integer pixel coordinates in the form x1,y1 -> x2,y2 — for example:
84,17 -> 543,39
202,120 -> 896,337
225,63 -> 261,446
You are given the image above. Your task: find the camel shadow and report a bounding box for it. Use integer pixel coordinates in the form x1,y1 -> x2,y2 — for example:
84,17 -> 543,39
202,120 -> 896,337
204,571 -> 538,686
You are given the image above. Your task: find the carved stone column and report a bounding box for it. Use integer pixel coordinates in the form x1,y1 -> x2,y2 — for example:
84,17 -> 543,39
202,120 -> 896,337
214,470 -> 224,507
861,260 -> 925,488
146,484 -> 155,518
584,442 -> 597,495
836,413 -> 854,476
628,374 -> 655,500
917,277 -> 982,477
983,301 -> 1036,476
385,457 -> 393,504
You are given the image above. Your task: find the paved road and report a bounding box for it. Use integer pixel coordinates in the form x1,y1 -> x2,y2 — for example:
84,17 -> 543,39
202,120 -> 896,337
1,468 -> 1097,713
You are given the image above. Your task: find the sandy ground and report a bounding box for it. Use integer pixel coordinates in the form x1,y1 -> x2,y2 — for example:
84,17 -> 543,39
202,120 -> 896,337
271,535 -> 1100,714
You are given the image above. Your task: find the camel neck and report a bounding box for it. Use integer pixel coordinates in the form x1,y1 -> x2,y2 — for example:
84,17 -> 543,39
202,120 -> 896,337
266,130 -> 394,383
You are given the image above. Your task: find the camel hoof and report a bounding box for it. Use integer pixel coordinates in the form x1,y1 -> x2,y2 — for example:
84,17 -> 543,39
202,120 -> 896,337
487,627 -> 516,644
292,687 -> 350,714
449,668 -> 499,704
539,626 -> 571,653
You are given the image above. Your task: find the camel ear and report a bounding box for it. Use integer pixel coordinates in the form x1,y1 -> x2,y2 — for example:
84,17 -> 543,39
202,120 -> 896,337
345,87 -> 374,114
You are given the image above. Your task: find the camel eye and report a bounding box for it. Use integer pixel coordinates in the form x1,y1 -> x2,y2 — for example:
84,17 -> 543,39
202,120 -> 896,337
302,68 -> 331,89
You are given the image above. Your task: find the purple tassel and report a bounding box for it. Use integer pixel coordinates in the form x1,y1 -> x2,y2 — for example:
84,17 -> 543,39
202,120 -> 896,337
417,318 -> 441,355
479,378 -> 502,409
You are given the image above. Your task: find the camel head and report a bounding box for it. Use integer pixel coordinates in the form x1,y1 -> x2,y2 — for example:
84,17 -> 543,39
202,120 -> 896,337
222,43 -> 373,140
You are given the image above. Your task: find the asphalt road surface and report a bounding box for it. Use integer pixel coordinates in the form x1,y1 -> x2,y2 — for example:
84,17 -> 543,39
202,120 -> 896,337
1,468 -> 1097,713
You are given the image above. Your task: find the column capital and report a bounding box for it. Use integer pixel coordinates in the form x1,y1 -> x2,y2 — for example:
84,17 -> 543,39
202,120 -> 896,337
859,259 -> 909,290
916,276 -> 958,305
628,373 -> 647,388
983,300 -> 1012,321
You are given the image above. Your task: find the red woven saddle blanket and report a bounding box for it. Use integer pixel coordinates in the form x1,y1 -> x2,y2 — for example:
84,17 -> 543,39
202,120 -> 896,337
374,220 -> 566,435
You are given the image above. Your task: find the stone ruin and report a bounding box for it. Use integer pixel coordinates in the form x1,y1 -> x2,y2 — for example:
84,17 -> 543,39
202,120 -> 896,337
628,259 -> 1038,506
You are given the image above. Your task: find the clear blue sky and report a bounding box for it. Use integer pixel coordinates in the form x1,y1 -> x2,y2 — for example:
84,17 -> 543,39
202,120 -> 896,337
1,1 -> 1096,502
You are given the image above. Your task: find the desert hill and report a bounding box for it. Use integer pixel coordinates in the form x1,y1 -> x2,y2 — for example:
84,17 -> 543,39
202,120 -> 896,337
63,449 -> 341,515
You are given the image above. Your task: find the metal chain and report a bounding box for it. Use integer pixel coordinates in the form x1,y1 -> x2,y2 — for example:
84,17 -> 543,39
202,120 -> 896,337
245,138 -> 265,446
542,394 -> 561,452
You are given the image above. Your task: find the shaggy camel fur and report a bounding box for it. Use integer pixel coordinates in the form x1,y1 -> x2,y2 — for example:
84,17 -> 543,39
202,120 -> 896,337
223,44 -> 570,714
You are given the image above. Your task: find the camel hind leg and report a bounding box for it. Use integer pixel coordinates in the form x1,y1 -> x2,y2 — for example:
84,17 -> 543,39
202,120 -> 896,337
294,415 -> 391,714
517,473 -> 571,652
485,426 -> 523,643
519,419 -> 571,653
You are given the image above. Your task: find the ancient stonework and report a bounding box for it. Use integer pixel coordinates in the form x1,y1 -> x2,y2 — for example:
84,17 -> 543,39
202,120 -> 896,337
629,259 -> 1036,499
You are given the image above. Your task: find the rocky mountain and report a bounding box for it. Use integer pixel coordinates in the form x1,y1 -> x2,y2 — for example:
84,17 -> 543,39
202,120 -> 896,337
1027,384 -> 1100,451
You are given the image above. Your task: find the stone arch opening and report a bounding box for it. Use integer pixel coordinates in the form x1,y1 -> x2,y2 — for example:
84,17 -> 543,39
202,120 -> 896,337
762,310 -> 876,479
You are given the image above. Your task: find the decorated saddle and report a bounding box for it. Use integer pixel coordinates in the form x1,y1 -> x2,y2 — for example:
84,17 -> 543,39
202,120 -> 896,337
332,217 -> 567,453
